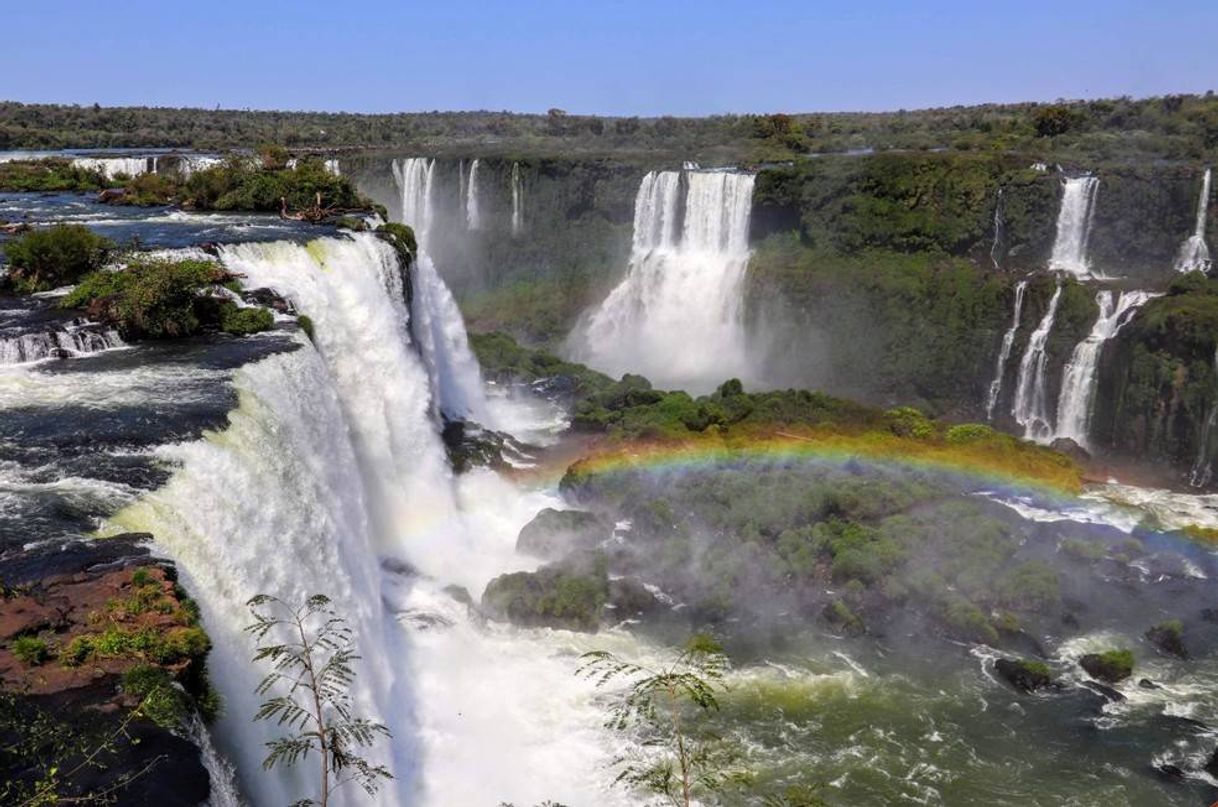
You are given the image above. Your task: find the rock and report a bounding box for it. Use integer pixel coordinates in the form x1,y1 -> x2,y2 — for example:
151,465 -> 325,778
995,658 -> 1054,693
96,188 -> 125,204
1205,747 -> 1218,778
1080,650 -> 1134,684
1049,437 -> 1091,463
481,564 -> 608,632
242,287 -> 294,314
1201,607 -> 1218,623
1145,621 -> 1189,659
1138,678 -> 1161,690
1080,679 -> 1127,702
1154,763 -> 1186,781
443,585 -> 473,608
516,508 -> 610,561
607,577 -> 660,618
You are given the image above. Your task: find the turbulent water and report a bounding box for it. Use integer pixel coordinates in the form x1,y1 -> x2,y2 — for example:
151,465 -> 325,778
71,155 -> 157,179
1049,176 -> 1100,277
1176,168 -> 1212,273
985,279 -> 1027,420
573,168 -> 756,391
1011,282 -> 1063,441
1054,290 -> 1155,447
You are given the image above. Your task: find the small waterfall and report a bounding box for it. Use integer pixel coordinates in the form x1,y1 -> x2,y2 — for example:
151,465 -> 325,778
324,158 -> 341,176
0,326 -> 124,365
465,158 -> 482,230
189,717 -> 246,807
984,280 -> 1027,420
178,155 -> 223,177
1175,168 -> 1212,273
573,168 -> 755,391
392,157 -> 436,240
1054,290 -> 1154,447
1011,281 -> 1063,442
71,156 -> 155,179
990,188 -> 1006,270
511,162 -> 523,236
1190,346 -> 1218,487
1048,176 -> 1100,277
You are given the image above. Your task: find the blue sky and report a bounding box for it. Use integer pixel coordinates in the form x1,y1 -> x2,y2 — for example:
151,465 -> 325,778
4,0 -> 1216,115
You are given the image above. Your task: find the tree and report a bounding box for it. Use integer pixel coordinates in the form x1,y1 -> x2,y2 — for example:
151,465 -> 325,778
578,634 -> 743,807
1032,105 -> 1073,137
245,594 -> 391,807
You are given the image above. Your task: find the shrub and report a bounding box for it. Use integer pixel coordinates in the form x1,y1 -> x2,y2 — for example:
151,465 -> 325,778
2,224 -> 115,292
10,636 -> 49,666
1033,105 -> 1074,137
945,423 -> 996,444
297,314 -> 316,343
218,302 -> 274,335
376,222 -> 417,266
885,407 -> 934,439
61,258 -> 228,338
122,665 -> 190,729
130,567 -> 156,587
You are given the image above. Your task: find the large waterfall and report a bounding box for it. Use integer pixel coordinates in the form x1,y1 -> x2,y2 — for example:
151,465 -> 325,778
107,233 -> 624,805
1048,176 -> 1100,277
572,169 -> 756,391
510,162 -> 523,236
71,155 -> 156,179
1053,290 -> 1154,447
392,157 -> 437,240
1011,282 -> 1063,441
465,158 -> 482,230
984,279 -> 1027,420
1175,167 -> 1212,273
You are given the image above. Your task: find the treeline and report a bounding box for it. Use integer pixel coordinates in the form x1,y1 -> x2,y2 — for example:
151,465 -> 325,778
2,93 -> 1216,161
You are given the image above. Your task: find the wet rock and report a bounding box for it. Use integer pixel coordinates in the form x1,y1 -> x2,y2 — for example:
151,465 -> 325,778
1154,762 -> 1186,781
607,577 -> 660,618
443,584 -> 473,608
1201,607 -> 1218,623
516,508 -> 610,560
1049,437 -> 1090,463
1205,747 -> 1218,778
1080,679 -> 1126,702
1138,678 -> 1161,690
1145,620 -> 1189,659
481,564 -> 608,632
242,287 -> 294,314
995,658 -> 1054,693
96,188 -> 125,204
1080,650 -> 1134,684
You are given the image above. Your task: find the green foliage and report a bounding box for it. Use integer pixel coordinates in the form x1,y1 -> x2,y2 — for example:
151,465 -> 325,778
297,314 -> 316,343
245,593 -> 392,807
122,665 -> 190,730
885,407 -> 934,439
118,171 -> 182,206
218,302 -> 274,335
482,565 -> 609,631
130,567 -> 155,587
2,224 -> 115,292
375,222 -> 417,266
10,635 -> 50,666
945,424 -> 997,444
579,636 -> 747,807
0,157 -> 111,191
1032,105 -> 1075,137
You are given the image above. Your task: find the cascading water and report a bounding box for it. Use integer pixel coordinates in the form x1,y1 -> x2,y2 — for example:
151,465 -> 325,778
1175,168 -> 1212,274
392,157 -> 436,240
984,279 -> 1027,420
465,158 -> 481,230
71,156 -> 155,179
990,188 -> 1006,270
1054,290 -> 1154,447
1048,176 -> 1100,277
324,158 -> 341,176
0,326 -> 124,365
177,155 -> 223,177
572,169 -> 756,391
510,161 -> 523,236
1190,345 -> 1218,487
1011,282 -> 1062,442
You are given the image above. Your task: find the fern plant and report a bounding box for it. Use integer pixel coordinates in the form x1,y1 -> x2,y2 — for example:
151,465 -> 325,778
578,634 -> 743,807
245,593 -> 391,807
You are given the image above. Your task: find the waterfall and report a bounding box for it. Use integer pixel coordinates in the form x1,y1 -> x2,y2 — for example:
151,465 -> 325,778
1053,290 -> 1154,447
0,326 -> 124,365
178,155 -> 223,177
984,280 -> 1027,420
324,158 -> 341,176
1175,168 -> 1212,274
1191,346 -> 1218,487
71,156 -> 155,179
465,158 -> 482,230
572,169 -> 755,391
392,157 -> 436,240
990,188 -> 1006,270
389,159 -> 491,423
511,162 -> 523,236
1048,176 -> 1100,277
1011,282 -> 1063,442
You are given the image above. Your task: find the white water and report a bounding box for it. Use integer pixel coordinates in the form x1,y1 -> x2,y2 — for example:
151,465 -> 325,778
324,158 -> 341,176
177,155 -> 223,177
1048,176 -> 1100,277
1011,282 -> 1062,441
465,158 -> 481,230
510,161 -> 523,236
990,188 -> 1005,270
1053,290 -> 1155,447
984,280 -> 1027,420
392,157 -> 436,241
1175,168 -> 1212,273
71,156 -> 155,179
0,326 -> 124,365
573,169 -> 756,391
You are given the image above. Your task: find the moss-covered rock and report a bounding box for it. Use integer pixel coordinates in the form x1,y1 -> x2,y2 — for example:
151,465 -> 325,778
1080,649 -> 1135,683
995,658 -> 1054,693
516,508 -> 609,560
1145,620 -> 1188,658
481,563 -> 609,632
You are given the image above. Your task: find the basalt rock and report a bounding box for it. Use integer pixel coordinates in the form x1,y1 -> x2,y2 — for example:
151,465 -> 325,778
1145,621 -> 1189,659
516,508 -> 610,560
1049,437 -> 1090,463
1080,650 -> 1134,684
995,658 -> 1055,693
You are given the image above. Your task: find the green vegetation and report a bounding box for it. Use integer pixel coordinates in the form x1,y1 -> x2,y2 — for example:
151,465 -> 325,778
122,665 -> 191,730
0,157 -> 111,191
10,635 -> 50,666
1080,649 -> 1135,683
245,593 -> 392,807
579,635 -> 746,807
297,314 -> 316,343
1,224 -> 115,292
375,222 -> 417,266
60,257 -> 274,339
481,563 -> 609,631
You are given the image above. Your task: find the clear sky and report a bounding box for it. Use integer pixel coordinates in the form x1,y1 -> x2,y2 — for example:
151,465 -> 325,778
4,0 -> 1216,116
